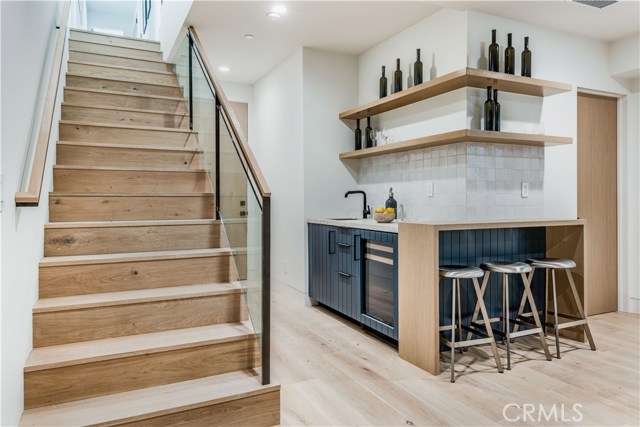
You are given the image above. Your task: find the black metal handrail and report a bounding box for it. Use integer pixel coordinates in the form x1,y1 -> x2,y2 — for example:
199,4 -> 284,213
185,27 -> 271,385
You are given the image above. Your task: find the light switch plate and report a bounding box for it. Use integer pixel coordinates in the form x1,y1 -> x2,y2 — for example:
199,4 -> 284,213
426,181 -> 434,197
521,181 -> 529,198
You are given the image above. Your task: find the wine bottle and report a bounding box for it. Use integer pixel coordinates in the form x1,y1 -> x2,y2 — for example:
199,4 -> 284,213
414,49 -> 423,86
379,66 -> 388,98
493,89 -> 501,132
505,33 -> 515,75
488,29 -> 499,72
355,119 -> 362,150
385,188 -> 398,219
484,86 -> 494,131
365,117 -> 373,148
521,36 -> 531,77
393,58 -> 403,93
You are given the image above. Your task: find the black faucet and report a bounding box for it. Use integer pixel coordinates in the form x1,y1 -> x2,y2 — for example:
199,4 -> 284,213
345,190 -> 370,219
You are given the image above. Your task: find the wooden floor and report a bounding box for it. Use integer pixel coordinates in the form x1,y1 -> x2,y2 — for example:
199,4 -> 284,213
271,284 -> 640,426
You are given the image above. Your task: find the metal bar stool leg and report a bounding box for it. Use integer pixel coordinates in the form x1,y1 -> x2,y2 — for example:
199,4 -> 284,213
511,268 -> 534,338
450,278 -> 457,383
457,279 -> 463,353
471,277 -> 504,373
544,268 -> 549,336
503,273 -> 511,370
520,272 -> 552,361
466,272 -> 490,342
565,269 -> 597,351
551,269 -> 561,358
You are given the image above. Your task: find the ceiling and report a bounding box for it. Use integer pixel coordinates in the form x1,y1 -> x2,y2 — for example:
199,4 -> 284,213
186,1 -> 640,85
187,1 -> 441,84
433,0 -> 640,42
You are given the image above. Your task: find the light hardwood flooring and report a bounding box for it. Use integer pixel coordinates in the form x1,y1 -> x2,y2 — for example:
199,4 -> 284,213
271,283 -> 640,426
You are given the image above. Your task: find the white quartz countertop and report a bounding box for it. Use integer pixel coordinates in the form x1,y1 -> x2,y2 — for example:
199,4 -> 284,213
307,218 -> 399,233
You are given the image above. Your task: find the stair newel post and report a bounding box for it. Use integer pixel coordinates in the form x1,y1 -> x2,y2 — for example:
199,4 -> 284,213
262,196 -> 271,385
215,95 -> 221,221
188,32 -> 194,131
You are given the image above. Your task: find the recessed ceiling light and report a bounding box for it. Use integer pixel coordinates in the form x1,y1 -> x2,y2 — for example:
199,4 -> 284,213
219,66 -> 230,72
244,34 -> 255,40
272,5 -> 287,14
266,11 -> 281,20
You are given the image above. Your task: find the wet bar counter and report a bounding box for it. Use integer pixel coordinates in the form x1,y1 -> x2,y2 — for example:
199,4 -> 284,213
397,219 -> 586,375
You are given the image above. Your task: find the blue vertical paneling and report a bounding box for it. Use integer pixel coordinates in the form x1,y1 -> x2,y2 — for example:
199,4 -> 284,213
438,227 -> 546,347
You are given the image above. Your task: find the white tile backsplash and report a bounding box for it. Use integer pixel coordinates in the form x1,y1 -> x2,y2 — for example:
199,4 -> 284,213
357,142 -> 545,221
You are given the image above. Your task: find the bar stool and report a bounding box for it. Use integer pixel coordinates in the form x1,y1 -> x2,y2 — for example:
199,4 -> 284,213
512,258 -> 596,358
439,265 -> 503,383
469,261 -> 552,370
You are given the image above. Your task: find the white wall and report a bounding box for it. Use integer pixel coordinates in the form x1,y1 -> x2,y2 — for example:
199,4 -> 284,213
610,33 -> 640,79
159,0 -> 193,62
87,8 -> 138,37
252,49 -> 305,292
358,9 -> 468,142
619,82 -> 640,314
1,2 -> 64,424
302,48 -> 360,220
69,0 -> 88,30
466,11 -> 631,221
139,0 -> 161,40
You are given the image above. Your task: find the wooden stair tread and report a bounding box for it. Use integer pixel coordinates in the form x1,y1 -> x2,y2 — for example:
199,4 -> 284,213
33,282 -> 242,313
25,322 -> 252,371
53,164 -> 206,172
45,219 -> 219,229
65,72 -> 180,89
20,371 -> 278,426
59,120 -> 191,133
50,191 -> 213,197
63,87 -> 184,101
69,48 -> 168,65
62,102 -> 188,117
56,140 -> 199,152
40,248 -> 231,267
68,60 -> 174,75
69,38 -> 164,55
70,29 -> 161,46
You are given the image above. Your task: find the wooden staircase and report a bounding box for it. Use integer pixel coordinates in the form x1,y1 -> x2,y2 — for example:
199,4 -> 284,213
20,29 -> 280,427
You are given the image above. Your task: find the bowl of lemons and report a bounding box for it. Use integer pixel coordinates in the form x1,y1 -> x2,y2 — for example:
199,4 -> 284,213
373,207 -> 395,223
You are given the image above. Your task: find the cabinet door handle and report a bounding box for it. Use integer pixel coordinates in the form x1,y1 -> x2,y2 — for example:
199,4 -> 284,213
328,230 -> 335,254
338,271 -> 351,278
337,243 -> 351,248
354,234 -> 361,261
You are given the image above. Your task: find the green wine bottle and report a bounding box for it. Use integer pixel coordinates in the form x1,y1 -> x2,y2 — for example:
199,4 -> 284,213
379,66 -> 387,98
521,36 -> 531,77
484,86 -> 494,131
365,117 -> 373,148
505,33 -> 515,74
488,29 -> 499,72
393,58 -> 403,93
355,119 -> 362,150
414,49 -> 423,86
493,89 -> 501,132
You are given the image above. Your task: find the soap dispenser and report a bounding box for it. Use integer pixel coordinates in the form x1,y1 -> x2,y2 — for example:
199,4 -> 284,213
385,187 -> 397,219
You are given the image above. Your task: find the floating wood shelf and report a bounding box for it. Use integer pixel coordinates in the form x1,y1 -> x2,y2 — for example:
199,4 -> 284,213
339,130 -> 572,160
339,68 -> 572,120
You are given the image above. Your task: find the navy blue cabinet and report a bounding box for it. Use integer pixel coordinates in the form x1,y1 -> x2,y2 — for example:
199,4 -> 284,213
308,223 -> 398,341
